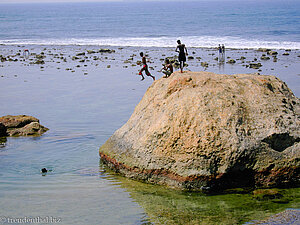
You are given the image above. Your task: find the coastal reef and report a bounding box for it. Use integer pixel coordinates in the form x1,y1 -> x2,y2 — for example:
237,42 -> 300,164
0,115 -> 48,137
99,71 -> 300,191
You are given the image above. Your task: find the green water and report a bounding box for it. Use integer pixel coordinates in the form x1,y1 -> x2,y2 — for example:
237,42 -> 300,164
107,169 -> 300,225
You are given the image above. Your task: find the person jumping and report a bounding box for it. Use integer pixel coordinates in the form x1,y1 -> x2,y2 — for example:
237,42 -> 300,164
138,52 -> 155,81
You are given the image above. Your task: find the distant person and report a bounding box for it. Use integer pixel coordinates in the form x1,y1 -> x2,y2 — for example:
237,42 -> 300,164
222,44 -> 225,61
218,44 -> 222,61
138,52 -> 155,81
175,40 -> 188,73
24,49 -> 29,58
161,58 -> 173,78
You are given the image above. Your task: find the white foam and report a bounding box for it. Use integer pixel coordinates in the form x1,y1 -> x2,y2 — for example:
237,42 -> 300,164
1,36 -> 299,49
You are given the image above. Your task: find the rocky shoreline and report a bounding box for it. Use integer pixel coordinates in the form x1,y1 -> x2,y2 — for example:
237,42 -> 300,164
100,71 -> 299,192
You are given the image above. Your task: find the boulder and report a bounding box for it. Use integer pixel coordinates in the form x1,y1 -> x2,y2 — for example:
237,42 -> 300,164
0,115 -> 48,137
99,72 -> 299,191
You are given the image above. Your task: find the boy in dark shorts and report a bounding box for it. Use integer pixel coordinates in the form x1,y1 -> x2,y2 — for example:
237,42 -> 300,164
139,52 -> 155,81
161,58 -> 173,78
175,40 -> 188,73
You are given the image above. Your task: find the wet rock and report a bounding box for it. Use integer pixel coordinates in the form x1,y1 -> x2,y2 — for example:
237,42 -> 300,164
267,51 -> 278,56
261,56 -> 270,60
76,52 -> 85,56
98,49 -> 115,53
249,63 -> 262,69
283,52 -> 290,56
87,50 -> 96,54
36,54 -> 45,59
0,115 -> 48,137
201,62 -> 209,67
188,56 -> 194,60
0,55 -> 7,62
99,72 -> 300,191
258,48 -> 271,52
34,60 -> 45,64
227,59 -> 236,64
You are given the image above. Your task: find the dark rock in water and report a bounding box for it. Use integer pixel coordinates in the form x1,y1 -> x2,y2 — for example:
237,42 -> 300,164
249,63 -> 262,69
34,60 -> 45,64
41,168 -> 48,173
98,49 -> 115,53
227,59 -> 236,64
0,115 -> 49,137
267,51 -> 278,56
257,48 -> 271,52
0,123 -> 7,136
201,62 -> 209,67
260,56 -> 270,60
99,72 -> 300,192
87,50 -> 96,54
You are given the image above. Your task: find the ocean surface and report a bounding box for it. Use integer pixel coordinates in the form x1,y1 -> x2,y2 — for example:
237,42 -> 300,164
0,1 -> 300,224
0,0 -> 300,49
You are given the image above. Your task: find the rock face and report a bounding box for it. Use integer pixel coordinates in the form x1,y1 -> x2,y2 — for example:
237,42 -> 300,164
0,123 -> 7,136
99,72 -> 300,191
0,115 -> 49,137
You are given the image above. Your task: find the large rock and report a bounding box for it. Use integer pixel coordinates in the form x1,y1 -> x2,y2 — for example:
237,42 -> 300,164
0,115 -> 48,137
99,72 -> 300,191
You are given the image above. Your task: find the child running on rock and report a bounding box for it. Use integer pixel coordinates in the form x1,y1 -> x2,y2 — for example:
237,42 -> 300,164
138,52 -> 155,81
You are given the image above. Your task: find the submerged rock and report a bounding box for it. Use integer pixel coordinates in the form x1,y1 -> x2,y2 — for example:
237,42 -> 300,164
99,72 -> 299,192
0,115 -> 48,137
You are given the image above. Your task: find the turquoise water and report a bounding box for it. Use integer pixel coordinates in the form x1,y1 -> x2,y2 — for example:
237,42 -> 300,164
0,0 -> 299,49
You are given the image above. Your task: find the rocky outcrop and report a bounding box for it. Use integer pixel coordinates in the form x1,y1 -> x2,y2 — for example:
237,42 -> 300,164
99,71 -> 300,192
0,115 -> 48,137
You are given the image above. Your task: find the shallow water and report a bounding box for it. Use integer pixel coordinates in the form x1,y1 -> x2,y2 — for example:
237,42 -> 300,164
0,45 -> 299,225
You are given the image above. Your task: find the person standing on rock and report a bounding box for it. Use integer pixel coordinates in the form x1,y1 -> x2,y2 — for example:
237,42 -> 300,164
138,52 -> 155,81
176,40 -> 188,73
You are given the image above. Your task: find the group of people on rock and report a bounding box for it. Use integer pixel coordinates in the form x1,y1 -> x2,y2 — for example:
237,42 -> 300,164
138,40 -> 226,81
138,40 -> 187,81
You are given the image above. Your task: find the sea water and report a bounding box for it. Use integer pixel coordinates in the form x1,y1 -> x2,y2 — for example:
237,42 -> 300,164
0,1 -> 299,225
0,0 -> 299,49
